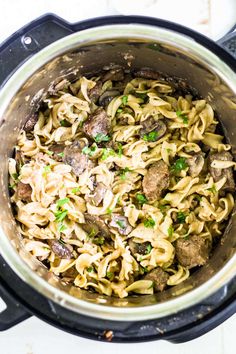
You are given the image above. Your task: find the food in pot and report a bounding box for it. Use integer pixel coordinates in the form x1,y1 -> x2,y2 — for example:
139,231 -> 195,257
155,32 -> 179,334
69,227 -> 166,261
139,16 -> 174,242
8,70 -> 235,298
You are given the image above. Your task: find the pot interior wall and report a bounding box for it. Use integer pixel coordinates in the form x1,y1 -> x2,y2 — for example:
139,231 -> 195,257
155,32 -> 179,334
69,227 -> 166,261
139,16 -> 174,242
1,37 -> 236,307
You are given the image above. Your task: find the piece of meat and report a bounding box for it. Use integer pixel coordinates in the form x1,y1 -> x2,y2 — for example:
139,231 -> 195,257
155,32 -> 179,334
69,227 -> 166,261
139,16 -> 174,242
16,182 -> 32,203
88,182 -> 107,206
175,235 -> 211,269
128,239 -> 151,255
142,160 -> 170,202
23,112 -> 38,132
82,214 -> 110,239
50,144 -> 65,162
88,81 -> 103,103
49,240 -> 73,259
102,68 -> 124,82
143,267 -> 169,292
208,152 -> 235,192
83,107 -> 111,140
139,117 -> 167,141
109,214 -> 133,235
187,153 -> 205,177
63,140 -> 88,176
98,89 -> 120,107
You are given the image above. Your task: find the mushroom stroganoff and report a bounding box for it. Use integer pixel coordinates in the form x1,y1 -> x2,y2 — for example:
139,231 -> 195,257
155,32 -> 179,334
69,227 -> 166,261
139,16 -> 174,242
9,67 -> 235,298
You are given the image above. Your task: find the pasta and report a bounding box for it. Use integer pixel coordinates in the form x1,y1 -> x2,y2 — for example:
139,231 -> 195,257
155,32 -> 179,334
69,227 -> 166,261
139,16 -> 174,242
9,67 -> 235,298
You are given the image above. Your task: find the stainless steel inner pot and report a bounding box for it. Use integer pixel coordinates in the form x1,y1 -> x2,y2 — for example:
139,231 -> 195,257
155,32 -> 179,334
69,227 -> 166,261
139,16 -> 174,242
1,22 -> 236,322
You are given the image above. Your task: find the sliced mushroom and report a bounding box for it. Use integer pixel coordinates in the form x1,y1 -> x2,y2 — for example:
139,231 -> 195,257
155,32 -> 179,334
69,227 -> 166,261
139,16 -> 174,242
142,160 -> 170,202
143,267 -> 169,292
82,214 -> 110,240
187,153 -> 205,177
87,182 -> 107,206
128,239 -> 151,256
98,89 -> 120,107
63,140 -> 88,176
208,151 -> 235,192
109,214 -> 133,235
88,80 -> 103,103
15,150 -> 25,173
50,143 -> 65,162
16,182 -> 32,203
49,240 -> 73,259
23,112 -> 38,132
83,107 -> 111,140
175,235 -> 211,269
102,68 -> 124,82
139,116 -> 167,141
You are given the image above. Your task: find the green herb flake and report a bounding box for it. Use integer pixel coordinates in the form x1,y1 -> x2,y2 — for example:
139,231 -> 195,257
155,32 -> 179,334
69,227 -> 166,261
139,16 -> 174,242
136,193 -> 148,205
171,157 -> 188,174
117,143 -> 123,157
106,271 -> 114,280
116,220 -> 125,229
195,194 -> 202,202
93,236 -> 105,245
58,223 -> 67,232
176,110 -> 188,125
88,228 -> 97,238
168,226 -> 174,237
117,108 -> 123,113
56,198 -> 69,207
144,218 -> 156,228
135,92 -> 148,101
87,266 -> 94,273
71,187 -> 80,194
82,145 -> 97,157
57,152 -> 64,158
177,211 -> 187,224
46,150 -> 53,156
145,243 -> 153,254
122,95 -> 128,105
207,184 -> 217,194
9,183 -> 16,189
143,131 -> 158,142
119,167 -> 131,180
54,209 -> 68,223
12,173 -> 19,180
60,119 -> 71,127
43,165 -> 51,175
106,208 -> 113,215
101,148 -> 116,161
94,133 -> 110,143
166,148 -> 172,153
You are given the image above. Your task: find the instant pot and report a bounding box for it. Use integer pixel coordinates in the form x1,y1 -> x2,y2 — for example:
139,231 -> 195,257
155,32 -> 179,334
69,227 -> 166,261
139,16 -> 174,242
0,14 -> 236,343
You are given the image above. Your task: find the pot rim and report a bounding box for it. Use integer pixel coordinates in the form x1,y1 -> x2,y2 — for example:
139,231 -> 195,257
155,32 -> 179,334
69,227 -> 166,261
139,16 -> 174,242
1,20 -> 236,321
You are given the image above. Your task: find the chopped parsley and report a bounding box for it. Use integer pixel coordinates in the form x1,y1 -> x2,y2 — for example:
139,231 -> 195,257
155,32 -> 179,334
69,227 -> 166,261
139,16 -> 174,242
116,220 -> 125,229
143,131 -> 158,142
176,110 -> 188,125
207,184 -> 217,194
60,119 -> 71,127
159,204 -> 168,214
177,211 -> 187,224
135,92 -> 148,101
106,271 -> 114,280
195,194 -> 202,202
93,236 -> 105,245
171,157 -> 188,174
43,165 -> 51,176
106,208 -> 113,215
9,183 -> 16,189
58,223 -> 67,232
57,152 -> 64,158
168,226 -> 174,237
136,193 -> 148,205
117,143 -> 123,157
145,244 -> 153,254
46,150 -> 53,156
122,95 -> 128,105
82,145 -> 97,157
119,167 -> 131,180
56,198 -> 69,207
71,187 -> 80,194
94,133 -> 110,143
88,228 -> 97,238
12,173 -> 19,180
101,148 -> 116,160
87,266 -> 94,273
54,209 -> 68,223
144,218 -> 155,228
117,108 -> 122,113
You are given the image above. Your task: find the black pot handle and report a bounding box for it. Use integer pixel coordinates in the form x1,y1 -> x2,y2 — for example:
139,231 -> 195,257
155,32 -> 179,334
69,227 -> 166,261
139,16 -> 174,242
0,279 -> 31,331
217,24 -> 236,59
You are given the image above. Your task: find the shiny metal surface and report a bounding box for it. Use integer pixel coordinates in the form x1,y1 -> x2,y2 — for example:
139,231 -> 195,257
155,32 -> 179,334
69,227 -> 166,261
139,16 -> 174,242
0,24 -> 236,321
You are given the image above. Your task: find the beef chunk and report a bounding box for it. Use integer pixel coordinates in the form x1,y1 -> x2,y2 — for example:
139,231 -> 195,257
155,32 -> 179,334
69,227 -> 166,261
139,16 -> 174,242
16,182 -> 32,203
140,117 -> 167,141
128,239 -> 151,255
143,267 -> 169,292
50,144 -> 65,162
23,112 -> 38,132
175,235 -> 211,269
87,182 -> 107,206
88,81 -> 103,103
102,68 -> 124,82
142,160 -> 170,202
98,89 -> 120,107
109,214 -> 133,235
63,140 -> 88,176
208,151 -> 235,192
49,240 -> 73,259
187,153 -> 205,177
83,107 -> 111,140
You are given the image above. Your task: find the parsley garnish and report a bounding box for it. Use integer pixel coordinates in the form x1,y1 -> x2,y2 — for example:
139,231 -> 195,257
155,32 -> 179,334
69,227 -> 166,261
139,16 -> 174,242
145,244 -> 153,254
106,271 -> 114,280
58,223 -> 67,232
88,228 -> 97,238
117,108 -> 122,113
82,145 -> 97,157
57,152 -> 64,158
176,110 -> 188,125
60,119 -> 71,127
101,148 -> 116,160
122,95 -> 128,105
12,173 -> 18,181
54,209 -> 68,223
56,198 -> 69,207
9,183 -> 16,189
177,211 -> 187,224
43,165 -> 51,176
207,184 -> 217,194
168,226 -> 174,237
46,150 -> 53,156
171,157 -> 188,173
195,195 -> 202,202
116,220 -> 125,229
119,167 -> 131,180
143,131 -> 158,142
136,193 -> 148,205
106,208 -> 113,215
117,143 -> 123,157
87,266 -> 94,273
94,133 -> 110,143
71,187 -> 80,194
93,236 -> 105,245
135,92 -> 148,101
144,218 -> 155,228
